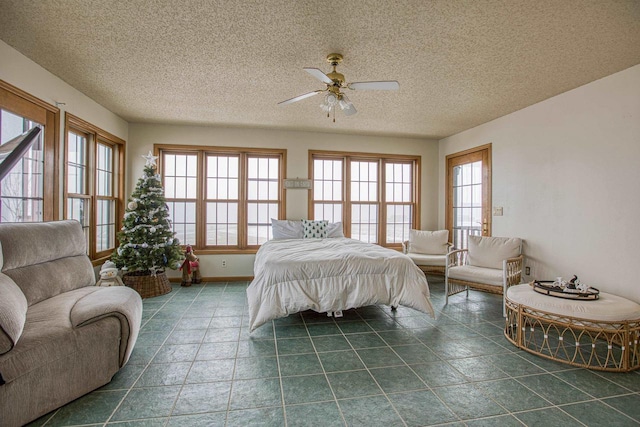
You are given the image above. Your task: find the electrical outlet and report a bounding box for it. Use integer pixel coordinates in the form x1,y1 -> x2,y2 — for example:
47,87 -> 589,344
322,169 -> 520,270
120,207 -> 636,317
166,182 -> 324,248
222,260 -> 227,268
525,266 -> 530,275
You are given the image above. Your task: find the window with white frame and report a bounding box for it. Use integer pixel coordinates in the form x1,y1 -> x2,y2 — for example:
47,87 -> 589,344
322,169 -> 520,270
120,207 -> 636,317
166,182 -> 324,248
310,151 -> 419,247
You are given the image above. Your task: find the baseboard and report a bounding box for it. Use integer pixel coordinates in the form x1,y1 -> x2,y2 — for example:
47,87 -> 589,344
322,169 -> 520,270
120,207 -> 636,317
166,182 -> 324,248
168,276 -> 254,283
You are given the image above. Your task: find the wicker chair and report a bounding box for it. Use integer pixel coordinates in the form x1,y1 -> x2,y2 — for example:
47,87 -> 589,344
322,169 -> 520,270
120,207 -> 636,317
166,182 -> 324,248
445,235 -> 523,315
402,229 -> 452,275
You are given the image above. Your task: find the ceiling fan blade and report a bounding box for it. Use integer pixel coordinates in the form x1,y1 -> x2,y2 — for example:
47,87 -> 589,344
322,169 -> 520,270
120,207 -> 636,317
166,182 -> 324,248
278,90 -> 323,106
348,81 -> 400,91
304,67 -> 333,84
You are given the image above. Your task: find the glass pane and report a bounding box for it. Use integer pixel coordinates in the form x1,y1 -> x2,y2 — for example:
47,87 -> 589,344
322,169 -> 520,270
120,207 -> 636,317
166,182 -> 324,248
386,204 -> 412,244
258,181 -> 268,198
268,182 -> 278,200
206,202 -> 238,246
206,155 -> 238,201
166,201 -> 196,244
96,144 -> 113,198
186,177 -> 197,199
229,157 -> 239,177
67,132 -> 87,194
472,161 -> 482,184
164,153 -> 197,201
165,154 -> 175,176
176,177 -> 186,198
248,180 -> 258,200
269,158 -> 279,179
176,155 -> 187,176
351,204 -> 378,243
248,157 -> 258,177
313,159 -> 343,202
452,158 -> 484,247
96,199 -> 115,251
0,110 -> 44,222
314,203 -> 342,223
165,177 -> 176,198
229,178 -> 239,199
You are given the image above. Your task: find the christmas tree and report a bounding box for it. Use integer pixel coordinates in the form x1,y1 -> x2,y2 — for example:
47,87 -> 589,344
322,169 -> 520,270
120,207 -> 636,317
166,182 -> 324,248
111,151 -> 183,276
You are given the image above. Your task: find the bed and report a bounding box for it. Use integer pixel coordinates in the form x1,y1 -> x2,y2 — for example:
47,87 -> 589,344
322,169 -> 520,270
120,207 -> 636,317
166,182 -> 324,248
247,237 -> 435,331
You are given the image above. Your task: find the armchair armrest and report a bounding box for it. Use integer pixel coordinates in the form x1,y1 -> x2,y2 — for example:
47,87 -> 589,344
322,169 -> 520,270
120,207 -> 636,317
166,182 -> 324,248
503,254 -> 524,288
446,248 -> 468,268
70,287 -> 142,366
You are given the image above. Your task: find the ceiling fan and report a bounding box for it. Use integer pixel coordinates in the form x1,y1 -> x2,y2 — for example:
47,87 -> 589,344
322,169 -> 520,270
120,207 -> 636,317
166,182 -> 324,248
278,53 -> 400,122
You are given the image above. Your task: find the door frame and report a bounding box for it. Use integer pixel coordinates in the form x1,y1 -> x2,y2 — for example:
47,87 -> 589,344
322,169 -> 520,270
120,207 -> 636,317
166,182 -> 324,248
445,143 -> 492,245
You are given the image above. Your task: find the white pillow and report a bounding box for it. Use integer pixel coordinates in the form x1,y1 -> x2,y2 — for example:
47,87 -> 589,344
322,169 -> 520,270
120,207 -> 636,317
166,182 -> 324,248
467,235 -> 522,269
302,219 -> 328,239
326,222 -> 344,238
409,229 -> 449,255
271,219 -> 303,240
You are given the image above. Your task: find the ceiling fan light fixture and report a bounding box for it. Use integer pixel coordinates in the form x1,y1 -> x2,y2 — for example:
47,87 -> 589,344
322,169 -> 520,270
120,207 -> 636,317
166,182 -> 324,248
338,94 -> 352,110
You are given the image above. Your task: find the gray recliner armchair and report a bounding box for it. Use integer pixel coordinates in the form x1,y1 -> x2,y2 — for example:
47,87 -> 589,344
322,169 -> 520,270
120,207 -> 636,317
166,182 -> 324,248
0,220 -> 142,427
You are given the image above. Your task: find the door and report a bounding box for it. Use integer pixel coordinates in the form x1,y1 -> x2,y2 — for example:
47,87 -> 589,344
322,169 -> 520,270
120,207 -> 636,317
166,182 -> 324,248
446,144 -> 492,249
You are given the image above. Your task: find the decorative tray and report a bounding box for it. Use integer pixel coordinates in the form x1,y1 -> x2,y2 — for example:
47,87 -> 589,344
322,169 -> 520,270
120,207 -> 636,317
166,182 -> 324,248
531,280 -> 600,300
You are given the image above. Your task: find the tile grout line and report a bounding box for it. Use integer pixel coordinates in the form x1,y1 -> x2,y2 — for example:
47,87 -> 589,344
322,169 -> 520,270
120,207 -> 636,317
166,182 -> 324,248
332,308 -> 409,427
368,307 -> 467,425
158,282 -> 211,426
299,312 -> 349,427
100,285 -> 190,427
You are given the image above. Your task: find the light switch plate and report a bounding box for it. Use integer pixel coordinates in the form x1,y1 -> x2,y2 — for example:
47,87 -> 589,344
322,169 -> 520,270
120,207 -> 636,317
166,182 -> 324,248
493,207 -> 503,216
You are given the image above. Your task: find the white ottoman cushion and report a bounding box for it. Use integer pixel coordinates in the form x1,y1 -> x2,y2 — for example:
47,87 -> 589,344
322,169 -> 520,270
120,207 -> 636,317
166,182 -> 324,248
506,284 -> 640,322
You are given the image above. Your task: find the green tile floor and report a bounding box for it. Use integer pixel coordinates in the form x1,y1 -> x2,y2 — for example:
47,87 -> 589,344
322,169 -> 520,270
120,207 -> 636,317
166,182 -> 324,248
28,276 -> 640,426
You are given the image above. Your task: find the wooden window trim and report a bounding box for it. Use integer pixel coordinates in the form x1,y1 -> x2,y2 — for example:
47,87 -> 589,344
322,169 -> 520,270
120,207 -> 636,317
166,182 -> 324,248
64,113 -> 125,262
155,144 -> 286,252
0,80 -> 60,221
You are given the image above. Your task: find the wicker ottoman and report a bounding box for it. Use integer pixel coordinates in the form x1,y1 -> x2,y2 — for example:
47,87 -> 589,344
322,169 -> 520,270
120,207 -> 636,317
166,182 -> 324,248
504,284 -> 640,372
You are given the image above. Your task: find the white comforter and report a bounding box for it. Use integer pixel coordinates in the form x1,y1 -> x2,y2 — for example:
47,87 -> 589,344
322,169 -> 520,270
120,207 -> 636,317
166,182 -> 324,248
247,238 -> 434,331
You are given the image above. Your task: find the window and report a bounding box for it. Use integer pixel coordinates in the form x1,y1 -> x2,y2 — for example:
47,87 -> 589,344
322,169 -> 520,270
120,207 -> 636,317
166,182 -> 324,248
0,80 -> 58,223
446,144 -> 491,249
64,114 -> 125,260
310,151 -> 419,247
157,145 -> 285,252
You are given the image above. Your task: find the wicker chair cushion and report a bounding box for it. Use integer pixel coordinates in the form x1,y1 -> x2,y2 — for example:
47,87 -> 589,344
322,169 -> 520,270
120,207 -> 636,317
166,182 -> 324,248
409,229 -> 449,255
447,265 -> 503,287
467,235 -> 521,269
507,284 -> 640,322
407,253 -> 447,267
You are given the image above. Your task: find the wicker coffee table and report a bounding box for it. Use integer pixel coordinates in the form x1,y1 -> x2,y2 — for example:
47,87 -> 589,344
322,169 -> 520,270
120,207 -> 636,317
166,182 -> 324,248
504,284 -> 640,372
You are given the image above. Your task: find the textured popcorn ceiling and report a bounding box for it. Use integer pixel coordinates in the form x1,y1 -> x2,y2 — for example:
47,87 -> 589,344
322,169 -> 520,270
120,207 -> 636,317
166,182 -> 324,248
0,0 -> 639,139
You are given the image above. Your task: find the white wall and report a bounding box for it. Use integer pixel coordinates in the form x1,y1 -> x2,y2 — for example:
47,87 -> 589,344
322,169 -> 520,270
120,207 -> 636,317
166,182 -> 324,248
439,64 -> 640,303
128,124 -> 439,278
